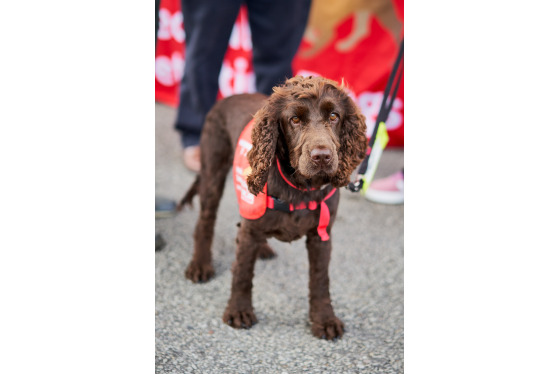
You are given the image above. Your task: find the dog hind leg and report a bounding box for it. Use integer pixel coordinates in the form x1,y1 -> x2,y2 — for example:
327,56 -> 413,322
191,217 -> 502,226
257,242 -> 276,259
185,120 -> 232,283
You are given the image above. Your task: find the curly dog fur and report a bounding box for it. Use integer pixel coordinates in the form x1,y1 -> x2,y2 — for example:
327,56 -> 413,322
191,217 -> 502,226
178,76 -> 367,340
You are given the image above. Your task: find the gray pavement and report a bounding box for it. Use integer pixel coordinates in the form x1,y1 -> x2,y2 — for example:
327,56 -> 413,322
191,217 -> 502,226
155,102 -> 404,373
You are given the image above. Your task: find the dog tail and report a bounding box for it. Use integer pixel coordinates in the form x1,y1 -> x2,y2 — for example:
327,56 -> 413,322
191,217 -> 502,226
177,175 -> 200,211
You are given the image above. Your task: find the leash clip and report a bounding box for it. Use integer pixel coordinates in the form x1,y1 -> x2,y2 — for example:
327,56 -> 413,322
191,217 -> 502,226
347,178 -> 363,193
269,196 -> 292,212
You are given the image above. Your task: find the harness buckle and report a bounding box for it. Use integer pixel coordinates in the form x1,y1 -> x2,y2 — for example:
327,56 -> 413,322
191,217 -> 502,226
270,196 -> 292,212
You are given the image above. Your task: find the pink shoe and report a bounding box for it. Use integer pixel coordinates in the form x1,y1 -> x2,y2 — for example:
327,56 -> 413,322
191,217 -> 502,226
365,170 -> 404,204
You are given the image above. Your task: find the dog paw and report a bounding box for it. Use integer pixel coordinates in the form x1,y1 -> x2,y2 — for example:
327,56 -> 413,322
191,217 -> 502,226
311,317 -> 345,340
184,261 -> 215,283
222,308 -> 258,329
257,243 -> 277,260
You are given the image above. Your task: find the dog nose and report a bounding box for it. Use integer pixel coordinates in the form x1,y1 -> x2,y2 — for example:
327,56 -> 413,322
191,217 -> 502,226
310,147 -> 333,166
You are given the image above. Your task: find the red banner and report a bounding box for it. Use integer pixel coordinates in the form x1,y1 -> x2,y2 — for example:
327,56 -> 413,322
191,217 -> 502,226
155,0 -> 185,107
155,1 -> 404,147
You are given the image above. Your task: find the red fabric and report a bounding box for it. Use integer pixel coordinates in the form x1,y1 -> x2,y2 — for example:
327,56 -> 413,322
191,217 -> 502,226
155,5 -> 254,107
292,0 -> 404,147
317,188 -> 336,241
155,1 -> 404,147
233,120 -> 268,220
155,0 -> 185,107
215,7 -> 255,100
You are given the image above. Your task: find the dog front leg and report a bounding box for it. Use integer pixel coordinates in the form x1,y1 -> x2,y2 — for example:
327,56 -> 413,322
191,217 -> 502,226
222,221 -> 261,329
306,231 -> 344,340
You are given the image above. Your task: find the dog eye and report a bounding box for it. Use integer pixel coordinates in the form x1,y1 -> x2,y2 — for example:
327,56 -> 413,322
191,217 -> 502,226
329,112 -> 339,122
290,116 -> 301,125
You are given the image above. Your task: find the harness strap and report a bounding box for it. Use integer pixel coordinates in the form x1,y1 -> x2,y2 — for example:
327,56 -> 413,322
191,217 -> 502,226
317,188 -> 336,240
266,188 -> 336,241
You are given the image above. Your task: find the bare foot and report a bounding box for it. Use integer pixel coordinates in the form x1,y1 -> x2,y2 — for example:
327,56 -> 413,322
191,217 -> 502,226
183,145 -> 201,172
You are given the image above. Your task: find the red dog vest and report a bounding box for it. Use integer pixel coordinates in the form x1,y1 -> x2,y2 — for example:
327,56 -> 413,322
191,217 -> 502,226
233,119 -> 268,220
233,119 -> 336,241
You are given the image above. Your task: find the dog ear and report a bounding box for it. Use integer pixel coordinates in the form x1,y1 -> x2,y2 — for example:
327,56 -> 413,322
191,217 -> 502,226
246,102 -> 280,195
331,94 -> 368,187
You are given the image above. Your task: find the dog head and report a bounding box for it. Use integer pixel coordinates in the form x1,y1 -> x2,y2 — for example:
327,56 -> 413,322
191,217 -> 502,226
247,76 -> 368,195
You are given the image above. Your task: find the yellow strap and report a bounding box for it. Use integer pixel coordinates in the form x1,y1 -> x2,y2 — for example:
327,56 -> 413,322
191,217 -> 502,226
360,122 -> 389,194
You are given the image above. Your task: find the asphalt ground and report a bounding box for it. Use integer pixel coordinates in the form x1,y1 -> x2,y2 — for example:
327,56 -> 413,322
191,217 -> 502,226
155,102 -> 404,373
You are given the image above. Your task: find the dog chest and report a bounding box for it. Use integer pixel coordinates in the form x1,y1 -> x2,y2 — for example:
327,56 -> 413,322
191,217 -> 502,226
262,209 -> 322,242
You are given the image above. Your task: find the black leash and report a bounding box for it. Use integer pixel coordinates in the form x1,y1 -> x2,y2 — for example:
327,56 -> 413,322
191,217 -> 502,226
348,39 -> 404,192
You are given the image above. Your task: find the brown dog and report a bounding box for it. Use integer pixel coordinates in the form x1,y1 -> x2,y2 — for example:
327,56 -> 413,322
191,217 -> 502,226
179,76 -> 367,340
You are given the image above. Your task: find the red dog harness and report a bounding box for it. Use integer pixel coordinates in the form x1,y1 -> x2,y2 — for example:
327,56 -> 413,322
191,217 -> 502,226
233,119 -> 336,241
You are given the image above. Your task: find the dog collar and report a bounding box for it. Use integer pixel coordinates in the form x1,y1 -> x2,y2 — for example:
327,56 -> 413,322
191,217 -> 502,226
275,158 -> 330,191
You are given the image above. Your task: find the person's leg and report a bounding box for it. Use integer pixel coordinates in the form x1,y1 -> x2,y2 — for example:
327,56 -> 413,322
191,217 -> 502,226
155,0 -> 160,48
175,0 -> 242,150
245,0 -> 311,95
